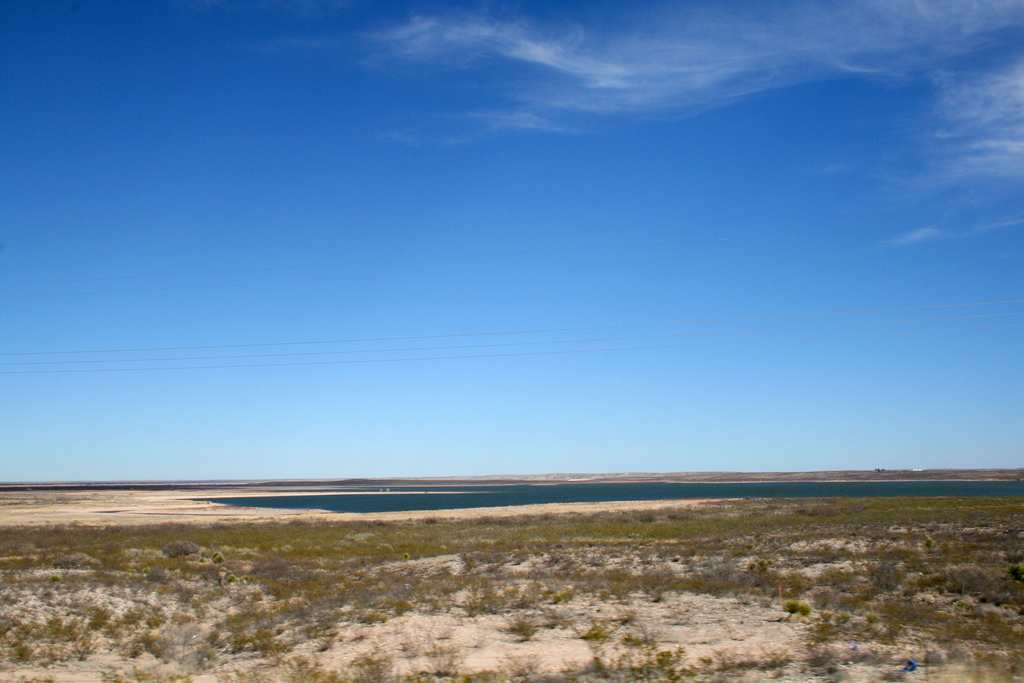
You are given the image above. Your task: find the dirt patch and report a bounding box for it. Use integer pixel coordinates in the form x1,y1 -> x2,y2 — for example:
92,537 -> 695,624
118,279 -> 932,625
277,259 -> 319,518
0,489 -> 719,526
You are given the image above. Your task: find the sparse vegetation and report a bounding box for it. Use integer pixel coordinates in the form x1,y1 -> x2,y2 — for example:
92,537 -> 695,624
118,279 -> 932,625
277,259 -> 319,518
504,615 -> 539,641
1,496 -> 1022,680
161,541 -> 201,558
784,599 -> 812,616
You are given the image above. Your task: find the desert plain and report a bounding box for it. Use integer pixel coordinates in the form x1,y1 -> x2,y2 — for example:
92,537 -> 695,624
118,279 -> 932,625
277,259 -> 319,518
0,480 -> 1022,682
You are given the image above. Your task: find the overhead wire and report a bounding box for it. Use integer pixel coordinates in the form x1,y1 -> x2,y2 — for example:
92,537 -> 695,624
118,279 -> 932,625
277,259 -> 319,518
2,296 -> 1022,358
0,309 -> 1019,375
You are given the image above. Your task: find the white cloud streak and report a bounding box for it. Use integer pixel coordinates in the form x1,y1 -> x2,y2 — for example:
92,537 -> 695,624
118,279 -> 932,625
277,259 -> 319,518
890,216 -> 1024,246
937,58 -> 1024,178
973,216 -> 1024,233
375,2 -> 1024,114
465,110 -> 569,133
373,1 -> 1024,172
891,227 -> 948,246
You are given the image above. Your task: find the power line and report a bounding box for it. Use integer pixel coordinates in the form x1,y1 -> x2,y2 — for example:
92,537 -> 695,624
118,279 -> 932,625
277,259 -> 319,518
0,327 -> 565,357
1,296 -> 1021,358
0,346 -> 638,375
0,337 -> 612,366
2,310 -> 1017,367
1,311 -> 1019,376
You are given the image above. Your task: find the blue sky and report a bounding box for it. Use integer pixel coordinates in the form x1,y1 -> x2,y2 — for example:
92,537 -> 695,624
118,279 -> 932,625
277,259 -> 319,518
2,1 -> 1023,481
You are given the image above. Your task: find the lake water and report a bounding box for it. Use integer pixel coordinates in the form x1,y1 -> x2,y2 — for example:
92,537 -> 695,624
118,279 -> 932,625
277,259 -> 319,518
207,480 -> 1024,514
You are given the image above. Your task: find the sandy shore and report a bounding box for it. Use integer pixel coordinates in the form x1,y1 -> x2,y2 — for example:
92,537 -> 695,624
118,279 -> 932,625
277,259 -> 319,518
0,488 -> 719,526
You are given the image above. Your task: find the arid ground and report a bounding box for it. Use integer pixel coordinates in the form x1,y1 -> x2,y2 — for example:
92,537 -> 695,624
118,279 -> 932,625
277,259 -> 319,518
0,489 -> 715,526
1,496 -> 1022,682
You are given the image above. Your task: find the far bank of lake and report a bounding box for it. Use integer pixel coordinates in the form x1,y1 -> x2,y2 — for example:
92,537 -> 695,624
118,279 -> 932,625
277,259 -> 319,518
206,480 -> 1024,514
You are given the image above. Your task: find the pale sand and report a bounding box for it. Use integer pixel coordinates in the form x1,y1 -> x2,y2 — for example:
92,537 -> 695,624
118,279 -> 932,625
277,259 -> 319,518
0,488 -> 720,526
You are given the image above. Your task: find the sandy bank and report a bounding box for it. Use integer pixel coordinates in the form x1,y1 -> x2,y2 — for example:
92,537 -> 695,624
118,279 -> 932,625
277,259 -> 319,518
0,488 -> 720,527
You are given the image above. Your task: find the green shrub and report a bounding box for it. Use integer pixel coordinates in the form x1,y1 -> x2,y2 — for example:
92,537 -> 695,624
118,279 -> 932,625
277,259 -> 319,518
783,599 -> 811,616
228,626 -> 287,656
87,607 -> 112,631
12,641 -> 34,662
580,620 -> 612,642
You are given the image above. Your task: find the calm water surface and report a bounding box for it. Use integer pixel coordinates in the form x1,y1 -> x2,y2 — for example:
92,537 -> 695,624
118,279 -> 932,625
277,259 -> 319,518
207,480 -> 1024,514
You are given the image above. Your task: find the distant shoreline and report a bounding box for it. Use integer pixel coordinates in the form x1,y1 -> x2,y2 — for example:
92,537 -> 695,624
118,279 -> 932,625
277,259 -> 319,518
2,468 -> 1022,492
1,476 -> 1022,526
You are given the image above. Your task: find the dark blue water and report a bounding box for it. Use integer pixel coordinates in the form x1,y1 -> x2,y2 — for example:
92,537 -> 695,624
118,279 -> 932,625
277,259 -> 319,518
206,480 -> 1024,514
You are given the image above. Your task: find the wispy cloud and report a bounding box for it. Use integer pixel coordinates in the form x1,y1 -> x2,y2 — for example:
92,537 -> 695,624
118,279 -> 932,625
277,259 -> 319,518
374,2 -> 1024,119
379,129 -> 422,146
377,111 -> 567,147
973,216 -> 1024,233
465,110 -> 569,133
255,36 -> 346,54
890,216 -> 1024,247
936,58 -> 1024,178
891,227 -> 948,246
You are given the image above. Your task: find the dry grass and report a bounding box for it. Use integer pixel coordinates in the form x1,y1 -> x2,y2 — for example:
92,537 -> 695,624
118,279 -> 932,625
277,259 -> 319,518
0,497 -> 1022,680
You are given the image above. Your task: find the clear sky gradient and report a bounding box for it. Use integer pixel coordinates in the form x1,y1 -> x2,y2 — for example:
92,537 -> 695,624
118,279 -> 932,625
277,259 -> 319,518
3,1 -> 1023,481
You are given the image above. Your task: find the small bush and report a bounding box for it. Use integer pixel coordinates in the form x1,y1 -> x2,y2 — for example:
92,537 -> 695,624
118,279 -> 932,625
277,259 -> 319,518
145,566 -> 170,583
250,555 -> 306,582
784,599 -> 811,616
1009,564 -> 1024,582
283,658 -> 346,683
12,641 -> 34,662
547,587 -> 575,604
869,562 -> 904,592
347,650 -> 395,683
53,552 -> 99,569
503,655 -> 540,680
580,620 -> 612,643
124,631 -> 162,659
71,633 -> 95,661
87,607 -> 112,631
503,616 -> 538,642
588,645 -> 690,681
162,541 -> 200,559
945,565 -> 1008,602
424,641 -> 463,677
538,608 -> 571,630
807,647 -> 839,673
231,627 -> 286,656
